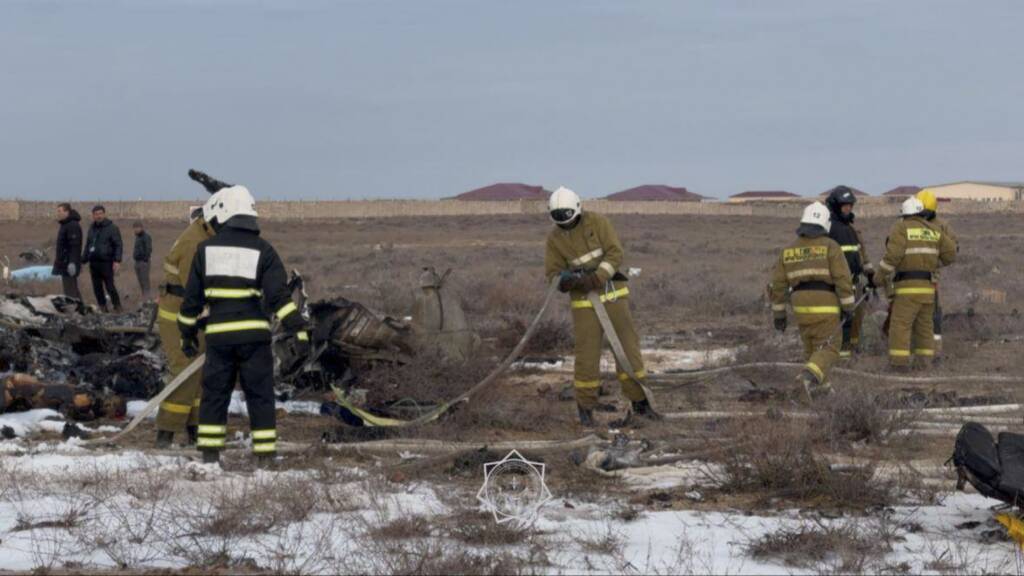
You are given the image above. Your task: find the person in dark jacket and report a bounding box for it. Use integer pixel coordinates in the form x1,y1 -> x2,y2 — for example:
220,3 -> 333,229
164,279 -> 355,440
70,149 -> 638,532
83,205 -> 123,312
178,185 -> 308,465
132,221 -> 153,299
52,203 -> 83,300
824,186 -> 876,358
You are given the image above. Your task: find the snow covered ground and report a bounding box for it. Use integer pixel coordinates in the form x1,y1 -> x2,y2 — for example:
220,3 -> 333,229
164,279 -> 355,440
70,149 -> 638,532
0,429 -> 1020,574
515,346 -> 740,374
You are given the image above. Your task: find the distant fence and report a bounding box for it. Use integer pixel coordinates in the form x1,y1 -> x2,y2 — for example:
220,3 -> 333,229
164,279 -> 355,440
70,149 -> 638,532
3,198 -> 1023,222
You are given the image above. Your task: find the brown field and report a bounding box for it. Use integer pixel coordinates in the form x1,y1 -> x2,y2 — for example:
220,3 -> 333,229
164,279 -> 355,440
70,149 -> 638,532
2,211 -> 1022,507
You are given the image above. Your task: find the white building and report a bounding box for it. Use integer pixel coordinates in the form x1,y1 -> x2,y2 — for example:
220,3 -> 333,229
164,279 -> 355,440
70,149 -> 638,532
926,181 -> 1024,202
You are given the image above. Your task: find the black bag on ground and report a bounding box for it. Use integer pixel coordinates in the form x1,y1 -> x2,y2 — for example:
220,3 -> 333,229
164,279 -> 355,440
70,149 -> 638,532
997,432 -> 1024,503
952,422 -> 1024,505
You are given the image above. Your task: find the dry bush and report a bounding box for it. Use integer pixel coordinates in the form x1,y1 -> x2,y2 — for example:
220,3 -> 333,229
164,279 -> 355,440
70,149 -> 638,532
746,517 -> 897,572
633,269 -> 763,320
13,505 -> 86,532
712,416 -> 893,509
576,523 -> 626,557
160,475 -> 322,568
369,515 -> 435,541
815,383 -> 915,447
441,510 -> 533,546
497,314 -> 572,356
371,541 -> 524,576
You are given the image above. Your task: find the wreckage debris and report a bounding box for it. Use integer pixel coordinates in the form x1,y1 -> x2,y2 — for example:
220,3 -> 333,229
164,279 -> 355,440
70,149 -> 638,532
0,294 -> 159,427
1,265 -> 485,435
1,372 -> 127,422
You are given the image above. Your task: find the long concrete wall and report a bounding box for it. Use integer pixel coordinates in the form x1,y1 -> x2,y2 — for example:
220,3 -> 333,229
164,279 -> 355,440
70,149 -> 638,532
3,198 -> 1023,222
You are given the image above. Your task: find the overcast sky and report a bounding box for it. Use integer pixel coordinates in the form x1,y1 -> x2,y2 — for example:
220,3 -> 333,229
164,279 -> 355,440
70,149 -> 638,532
2,0 -> 1022,201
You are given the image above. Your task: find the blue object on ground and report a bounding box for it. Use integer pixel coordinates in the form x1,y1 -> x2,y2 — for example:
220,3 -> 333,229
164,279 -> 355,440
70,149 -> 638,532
10,266 -> 55,282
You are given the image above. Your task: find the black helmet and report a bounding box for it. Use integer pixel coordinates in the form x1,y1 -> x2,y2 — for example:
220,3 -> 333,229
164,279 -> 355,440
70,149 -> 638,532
825,185 -> 856,214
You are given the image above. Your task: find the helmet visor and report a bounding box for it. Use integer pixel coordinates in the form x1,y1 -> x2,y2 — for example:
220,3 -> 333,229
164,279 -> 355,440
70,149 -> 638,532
550,208 -> 577,224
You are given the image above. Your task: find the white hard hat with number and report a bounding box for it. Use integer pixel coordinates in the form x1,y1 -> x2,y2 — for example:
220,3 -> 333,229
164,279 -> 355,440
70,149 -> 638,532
800,201 -> 832,233
548,186 -> 581,225
901,196 -> 925,217
204,185 -> 258,225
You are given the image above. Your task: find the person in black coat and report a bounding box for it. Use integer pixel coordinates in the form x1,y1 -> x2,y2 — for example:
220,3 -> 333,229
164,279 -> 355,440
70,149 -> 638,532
82,205 -> 123,312
52,203 -> 83,300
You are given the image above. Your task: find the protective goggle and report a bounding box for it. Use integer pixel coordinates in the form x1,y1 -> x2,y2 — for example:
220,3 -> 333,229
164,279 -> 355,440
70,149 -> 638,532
550,208 -> 577,224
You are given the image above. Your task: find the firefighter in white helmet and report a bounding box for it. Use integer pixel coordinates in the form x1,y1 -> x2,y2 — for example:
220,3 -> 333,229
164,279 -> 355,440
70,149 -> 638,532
177,185 -> 309,465
543,186 -> 656,426
769,201 -> 855,400
873,196 -> 956,371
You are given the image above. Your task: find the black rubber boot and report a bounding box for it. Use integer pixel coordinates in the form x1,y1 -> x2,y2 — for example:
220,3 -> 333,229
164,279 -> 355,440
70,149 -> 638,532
186,425 -> 198,446
630,399 -> 663,421
578,406 -> 595,427
201,450 -> 220,465
255,454 -> 277,469
155,430 -> 173,449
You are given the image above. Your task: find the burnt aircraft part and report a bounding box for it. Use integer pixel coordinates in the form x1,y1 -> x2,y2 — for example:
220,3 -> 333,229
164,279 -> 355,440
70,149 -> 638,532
311,297 -> 413,357
0,294 -> 165,416
412,267 -> 479,362
74,351 -> 163,399
1,372 -> 126,423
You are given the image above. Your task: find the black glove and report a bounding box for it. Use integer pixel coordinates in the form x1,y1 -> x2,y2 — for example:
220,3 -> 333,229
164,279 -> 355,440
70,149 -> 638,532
580,272 -> 605,292
865,272 -> 877,290
181,334 -> 199,359
558,270 -> 583,293
773,317 -> 787,333
841,309 -> 854,324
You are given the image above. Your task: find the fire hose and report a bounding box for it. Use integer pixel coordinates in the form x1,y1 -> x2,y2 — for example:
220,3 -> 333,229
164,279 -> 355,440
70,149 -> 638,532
329,275 -> 562,427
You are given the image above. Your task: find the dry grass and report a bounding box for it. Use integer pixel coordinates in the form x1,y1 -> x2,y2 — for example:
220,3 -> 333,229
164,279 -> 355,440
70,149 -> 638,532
746,517 -> 898,572
712,416 -> 894,509
815,383 -> 918,447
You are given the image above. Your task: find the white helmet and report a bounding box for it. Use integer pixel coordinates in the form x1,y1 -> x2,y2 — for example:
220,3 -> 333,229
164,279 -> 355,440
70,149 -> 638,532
901,196 -> 924,217
548,186 -> 581,225
201,190 -> 222,224
203,185 -> 257,225
800,201 -> 832,233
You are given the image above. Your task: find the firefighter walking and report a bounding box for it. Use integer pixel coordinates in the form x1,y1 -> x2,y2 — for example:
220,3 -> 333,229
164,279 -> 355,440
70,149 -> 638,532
916,188 -> 958,359
874,196 -> 956,370
824,186 -> 875,358
770,202 -> 856,399
178,185 -> 308,464
544,186 -> 657,426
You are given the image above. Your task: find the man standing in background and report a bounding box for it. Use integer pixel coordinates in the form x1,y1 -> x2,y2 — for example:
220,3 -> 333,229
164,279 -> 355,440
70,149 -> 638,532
52,203 -> 83,300
132,221 -> 153,300
83,205 -> 123,312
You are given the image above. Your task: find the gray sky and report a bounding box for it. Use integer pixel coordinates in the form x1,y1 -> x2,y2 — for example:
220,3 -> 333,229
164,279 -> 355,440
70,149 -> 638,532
2,0 -> 1022,201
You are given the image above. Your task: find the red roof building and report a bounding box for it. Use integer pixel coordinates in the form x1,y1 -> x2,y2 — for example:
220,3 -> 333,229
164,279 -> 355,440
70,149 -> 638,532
604,184 -> 706,202
819,186 -> 870,197
453,182 -> 550,201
